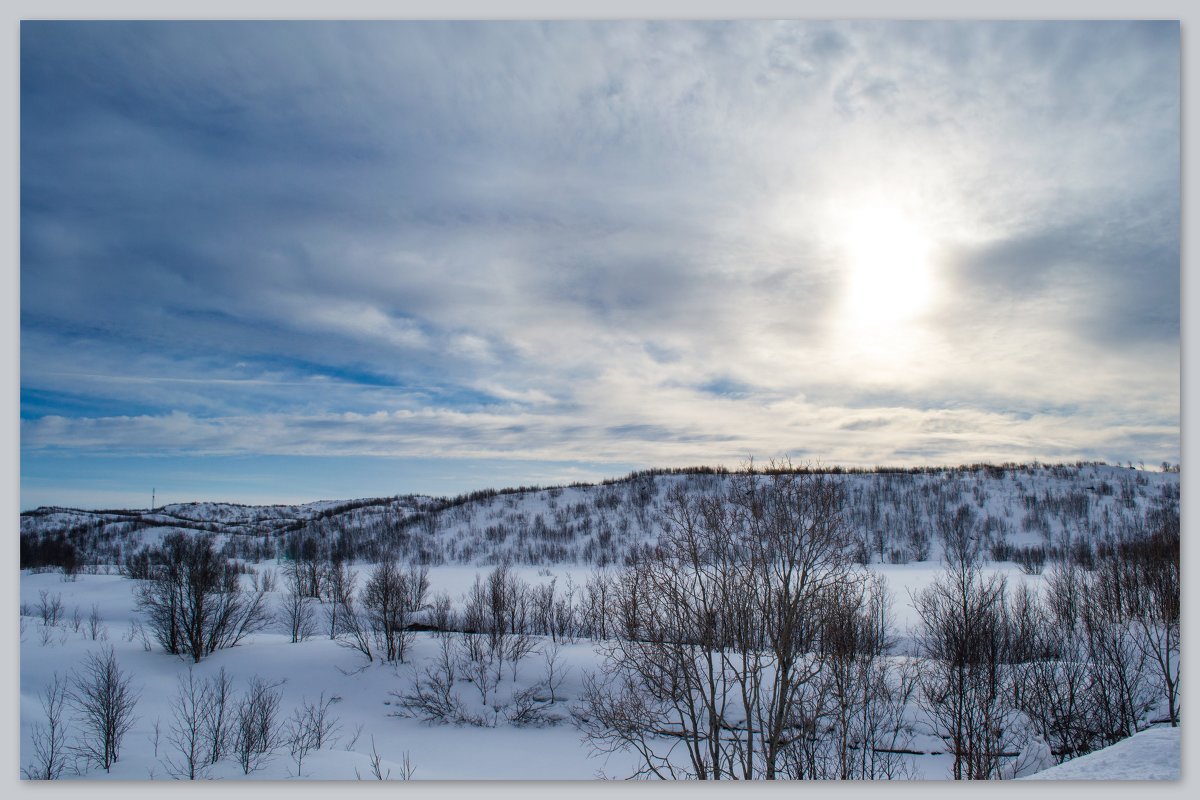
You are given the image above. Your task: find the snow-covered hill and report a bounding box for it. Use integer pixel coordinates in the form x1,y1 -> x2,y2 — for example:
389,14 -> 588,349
19,463 -> 1181,782
20,462 -> 1181,572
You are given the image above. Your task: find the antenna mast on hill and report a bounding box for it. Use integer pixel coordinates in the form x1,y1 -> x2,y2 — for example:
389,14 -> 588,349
152,488 -> 155,511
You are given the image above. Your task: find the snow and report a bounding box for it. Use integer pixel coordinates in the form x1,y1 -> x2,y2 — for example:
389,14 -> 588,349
17,465 -> 1182,781
18,570 -> 642,781
21,562 -> 1177,782
868,561 -> 1046,635
1021,726 -> 1180,781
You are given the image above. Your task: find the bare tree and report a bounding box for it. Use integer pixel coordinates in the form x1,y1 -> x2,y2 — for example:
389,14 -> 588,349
233,676 -> 284,775
577,466 -> 858,780
553,576 -> 580,643
506,683 -> 559,727
579,570 -> 614,641
69,646 -> 140,773
38,620 -> 58,647
37,590 -> 64,627
281,562 -> 317,644
461,563 -> 529,683
283,692 -> 342,775
301,692 -> 341,749
912,562 -> 1018,780
283,711 -> 314,776
579,487 -> 748,778
322,558 -> 353,640
86,604 -> 106,641
937,502 -> 981,569
735,467 -> 858,779
575,670 -> 683,779
22,672 -> 70,780
817,573 -> 916,779
288,536 -> 327,598
1015,555 -> 1156,758
1116,524 -> 1180,727
358,737 -> 390,780
132,533 -> 272,662
1079,555 -> 1157,744
428,590 -> 456,637
164,669 -> 209,780
541,639 -> 570,703
326,563 -> 373,661
404,564 -> 432,632
396,750 -> 416,780
355,737 -> 415,781
506,628 -> 538,682
392,635 -> 469,724
530,578 -> 558,636
459,630 -> 500,707
363,558 -> 405,661
343,723 -> 364,752
202,667 -> 236,765
148,717 -> 162,759
362,559 -> 428,662
1012,571 -> 1096,763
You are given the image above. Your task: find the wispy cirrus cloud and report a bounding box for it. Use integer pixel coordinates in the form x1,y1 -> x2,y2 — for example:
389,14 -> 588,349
20,21 -> 1179,505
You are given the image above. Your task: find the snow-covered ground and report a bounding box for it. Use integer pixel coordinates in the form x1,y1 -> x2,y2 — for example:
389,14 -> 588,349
1022,726 -> 1179,781
18,559 -> 1172,782
16,465 -> 1181,781
18,570 -> 643,781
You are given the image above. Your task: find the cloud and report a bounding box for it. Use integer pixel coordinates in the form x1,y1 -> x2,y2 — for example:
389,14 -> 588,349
20,21 -> 1181,502
21,396 -> 1177,473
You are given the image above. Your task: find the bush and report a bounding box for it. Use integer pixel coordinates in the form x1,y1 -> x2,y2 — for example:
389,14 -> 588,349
132,534 -> 271,662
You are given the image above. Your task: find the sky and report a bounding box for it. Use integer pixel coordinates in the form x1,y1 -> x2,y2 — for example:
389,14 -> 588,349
19,20 -> 1181,509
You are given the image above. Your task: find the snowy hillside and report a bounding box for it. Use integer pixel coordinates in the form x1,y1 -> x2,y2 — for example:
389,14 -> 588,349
1022,726 -> 1179,780
20,462 -> 1180,572
19,463 -> 1180,782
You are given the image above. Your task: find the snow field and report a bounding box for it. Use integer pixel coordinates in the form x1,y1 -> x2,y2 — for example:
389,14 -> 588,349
20,560 -> 1082,781
1021,726 -> 1179,781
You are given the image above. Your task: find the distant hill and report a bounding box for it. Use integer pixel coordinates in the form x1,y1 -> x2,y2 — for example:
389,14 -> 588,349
20,462 -> 1179,572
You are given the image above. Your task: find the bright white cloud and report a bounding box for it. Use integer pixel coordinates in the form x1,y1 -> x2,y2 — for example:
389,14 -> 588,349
20,21 -> 1181,501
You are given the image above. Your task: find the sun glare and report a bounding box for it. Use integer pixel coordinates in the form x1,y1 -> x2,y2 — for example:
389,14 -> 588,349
840,205 -> 935,329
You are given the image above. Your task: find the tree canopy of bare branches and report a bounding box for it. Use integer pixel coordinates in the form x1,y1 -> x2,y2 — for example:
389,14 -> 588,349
68,646 -> 139,773
132,533 -> 271,662
577,466 -> 878,780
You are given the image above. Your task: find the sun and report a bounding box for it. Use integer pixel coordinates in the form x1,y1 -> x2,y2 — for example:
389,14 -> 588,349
839,204 -> 935,329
